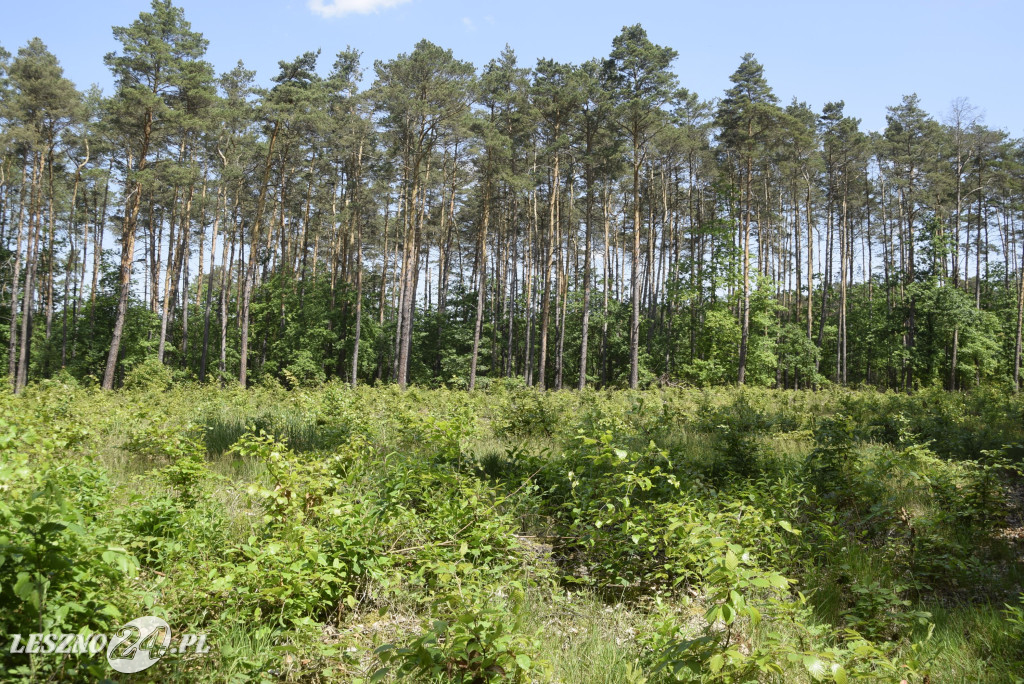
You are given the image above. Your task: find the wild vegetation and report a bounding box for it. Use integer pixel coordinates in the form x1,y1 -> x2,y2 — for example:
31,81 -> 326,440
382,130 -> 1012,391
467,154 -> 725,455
2,377 -> 1023,682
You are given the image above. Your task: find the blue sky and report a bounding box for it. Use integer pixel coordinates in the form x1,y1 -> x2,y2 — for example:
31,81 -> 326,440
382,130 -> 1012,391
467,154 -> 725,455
2,0 -> 1021,136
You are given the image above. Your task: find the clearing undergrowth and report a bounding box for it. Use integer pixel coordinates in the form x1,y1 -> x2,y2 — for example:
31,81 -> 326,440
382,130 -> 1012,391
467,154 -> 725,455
2,378 -> 1024,682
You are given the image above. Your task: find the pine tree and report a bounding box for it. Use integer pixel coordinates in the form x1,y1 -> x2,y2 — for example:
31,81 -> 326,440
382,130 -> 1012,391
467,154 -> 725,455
4,38 -> 81,391
605,24 -> 677,389
715,53 -> 778,385
101,0 -> 209,389
372,40 -> 474,389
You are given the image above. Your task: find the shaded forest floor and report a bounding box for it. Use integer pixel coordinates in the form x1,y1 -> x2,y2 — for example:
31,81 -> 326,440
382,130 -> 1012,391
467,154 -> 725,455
2,378 -> 1024,682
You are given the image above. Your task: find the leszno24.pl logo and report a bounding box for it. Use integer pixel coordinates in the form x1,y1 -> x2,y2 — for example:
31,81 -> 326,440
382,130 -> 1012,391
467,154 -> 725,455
8,616 -> 210,674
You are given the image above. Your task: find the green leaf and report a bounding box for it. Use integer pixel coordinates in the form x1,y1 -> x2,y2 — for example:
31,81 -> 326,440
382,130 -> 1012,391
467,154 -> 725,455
725,549 -> 738,571
515,654 -> 532,670
65,522 -> 88,535
709,654 -> 724,673
778,520 -> 800,535
13,573 -> 34,601
803,655 -> 826,679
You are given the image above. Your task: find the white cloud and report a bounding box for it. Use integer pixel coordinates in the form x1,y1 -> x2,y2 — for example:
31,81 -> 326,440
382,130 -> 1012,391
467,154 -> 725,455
462,17 -> 475,31
308,0 -> 413,19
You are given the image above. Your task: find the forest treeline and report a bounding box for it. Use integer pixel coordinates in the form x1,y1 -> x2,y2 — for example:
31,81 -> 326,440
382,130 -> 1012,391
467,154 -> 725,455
1,0 -> 1023,392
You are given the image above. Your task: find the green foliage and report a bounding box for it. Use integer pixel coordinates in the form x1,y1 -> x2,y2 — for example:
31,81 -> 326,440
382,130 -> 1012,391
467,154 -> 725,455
1003,595 -> 1024,673
1,383 -> 1022,681
496,385 -> 568,438
928,447 -> 1022,533
376,602 -> 541,683
122,356 -> 176,391
0,417 -> 139,680
680,307 -> 741,386
709,397 -> 777,479
840,579 -> 930,642
160,451 -> 213,508
805,414 -> 856,492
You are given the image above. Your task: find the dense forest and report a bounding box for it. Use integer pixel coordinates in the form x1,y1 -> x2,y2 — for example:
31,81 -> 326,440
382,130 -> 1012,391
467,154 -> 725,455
1,0 -> 1023,393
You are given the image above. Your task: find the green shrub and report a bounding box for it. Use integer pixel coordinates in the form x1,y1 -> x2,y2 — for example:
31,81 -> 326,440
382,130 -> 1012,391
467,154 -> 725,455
122,356 -> 175,392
